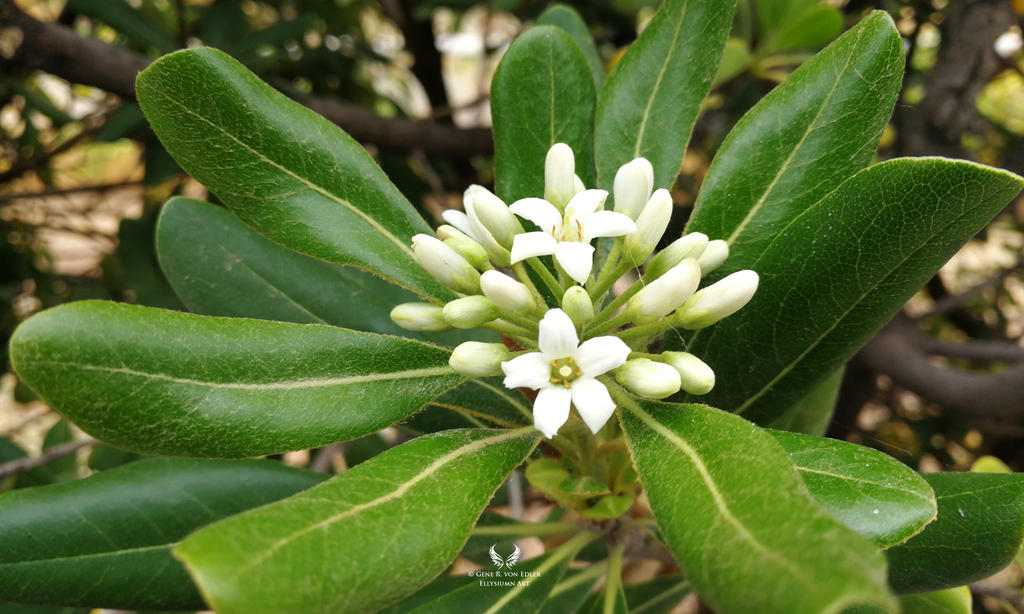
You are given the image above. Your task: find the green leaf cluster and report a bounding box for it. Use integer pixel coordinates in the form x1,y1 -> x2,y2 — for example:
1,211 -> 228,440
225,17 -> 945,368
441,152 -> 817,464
4,3 -> 1024,613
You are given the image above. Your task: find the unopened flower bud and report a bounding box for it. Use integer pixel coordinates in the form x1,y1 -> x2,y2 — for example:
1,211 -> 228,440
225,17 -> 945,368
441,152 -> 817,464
676,270 -> 759,330
466,186 -> 521,248
646,232 -> 709,280
661,351 -> 715,395
624,189 -> 673,263
545,143 -> 576,209
459,186 -> 513,267
442,296 -> 498,329
438,227 -> 488,270
613,158 -> 654,219
412,234 -> 481,295
480,270 -> 535,314
449,342 -> 510,377
573,174 -> 586,194
697,240 -> 729,275
615,358 -> 681,399
390,303 -> 451,332
561,286 -> 594,326
626,259 -> 701,324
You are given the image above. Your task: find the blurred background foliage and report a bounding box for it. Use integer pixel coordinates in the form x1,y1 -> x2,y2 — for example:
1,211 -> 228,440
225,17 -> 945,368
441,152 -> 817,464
4,0 -> 1024,609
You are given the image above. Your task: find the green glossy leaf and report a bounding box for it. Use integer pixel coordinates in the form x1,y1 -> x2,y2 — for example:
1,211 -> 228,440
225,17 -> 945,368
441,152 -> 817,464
617,392 -> 896,613
769,430 -> 936,547
491,26 -> 596,201
156,197 -> 404,332
767,366 -> 843,435
687,11 -> 904,275
68,0 -> 177,53
594,0 -> 735,190
715,39 -> 752,84
886,472 -> 1024,594
0,459 -> 323,610
900,587 -> 971,614
174,428 -> 538,614
685,158 -> 1024,424
623,575 -> 691,614
537,4 -> 605,90
40,420 -> 75,478
425,378 -> 532,429
9,301 -> 463,457
155,197 -> 480,346
377,576 -> 477,614
538,569 -> 600,614
407,536 -> 588,614
772,4 -> 843,51
135,48 -> 448,300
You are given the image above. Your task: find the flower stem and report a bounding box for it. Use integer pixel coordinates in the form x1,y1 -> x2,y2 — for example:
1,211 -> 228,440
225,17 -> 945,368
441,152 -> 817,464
589,281 -> 641,327
615,317 -> 676,341
590,240 -> 623,298
584,310 -> 630,337
530,258 -> 564,298
601,543 -> 626,614
511,262 -> 549,309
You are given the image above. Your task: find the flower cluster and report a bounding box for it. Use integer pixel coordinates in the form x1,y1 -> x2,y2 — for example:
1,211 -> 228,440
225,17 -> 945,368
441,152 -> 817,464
392,144 -> 759,439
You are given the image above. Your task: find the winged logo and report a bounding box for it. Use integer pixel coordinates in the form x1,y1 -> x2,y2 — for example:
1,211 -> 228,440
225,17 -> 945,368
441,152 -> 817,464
488,544 -> 522,569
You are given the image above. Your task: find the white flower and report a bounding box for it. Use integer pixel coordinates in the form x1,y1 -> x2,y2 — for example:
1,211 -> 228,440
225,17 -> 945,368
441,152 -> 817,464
508,190 -> 637,284
501,309 -> 630,438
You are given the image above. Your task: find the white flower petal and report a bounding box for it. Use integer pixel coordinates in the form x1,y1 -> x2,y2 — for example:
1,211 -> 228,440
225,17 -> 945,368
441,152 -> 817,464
573,174 -> 586,195
565,189 -> 608,217
441,209 -> 478,241
581,210 -> 637,242
554,241 -> 595,285
538,308 -> 579,359
571,378 -> 616,434
574,336 -> 632,377
500,352 -> 551,390
510,198 -> 562,236
533,385 -> 572,439
510,232 -> 558,263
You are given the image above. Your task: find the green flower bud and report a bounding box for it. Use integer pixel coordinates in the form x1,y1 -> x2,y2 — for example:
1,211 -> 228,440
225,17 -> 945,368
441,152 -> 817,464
661,351 -> 715,395
613,157 -> 654,220
390,303 -> 451,332
676,270 -> 759,330
614,358 -> 681,399
412,234 -> 481,294
449,342 -> 510,377
624,189 -> 673,263
442,296 -> 498,329
626,258 -> 701,324
441,231 -> 489,271
545,143 -> 576,210
697,239 -> 729,275
480,270 -> 535,314
645,232 -> 709,281
561,286 -> 594,326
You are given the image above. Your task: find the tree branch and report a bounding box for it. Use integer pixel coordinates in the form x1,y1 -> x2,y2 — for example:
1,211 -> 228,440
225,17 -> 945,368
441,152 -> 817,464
0,437 -> 97,479
0,0 -> 492,156
855,314 -> 1024,422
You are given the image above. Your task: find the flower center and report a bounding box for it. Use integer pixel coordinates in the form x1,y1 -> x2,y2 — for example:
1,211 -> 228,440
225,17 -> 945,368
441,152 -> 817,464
549,356 -> 582,388
551,207 -> 583,243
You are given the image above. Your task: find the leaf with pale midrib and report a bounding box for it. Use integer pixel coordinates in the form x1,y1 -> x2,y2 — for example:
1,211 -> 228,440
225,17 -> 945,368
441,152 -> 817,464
174,428 -> 539,614
682,158 -> 1024,425
593,0 -> 735,191
0,459 -> 323,610
135,47 -> 450,300
10,301 -> 463,457
617,393 -> 896,613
